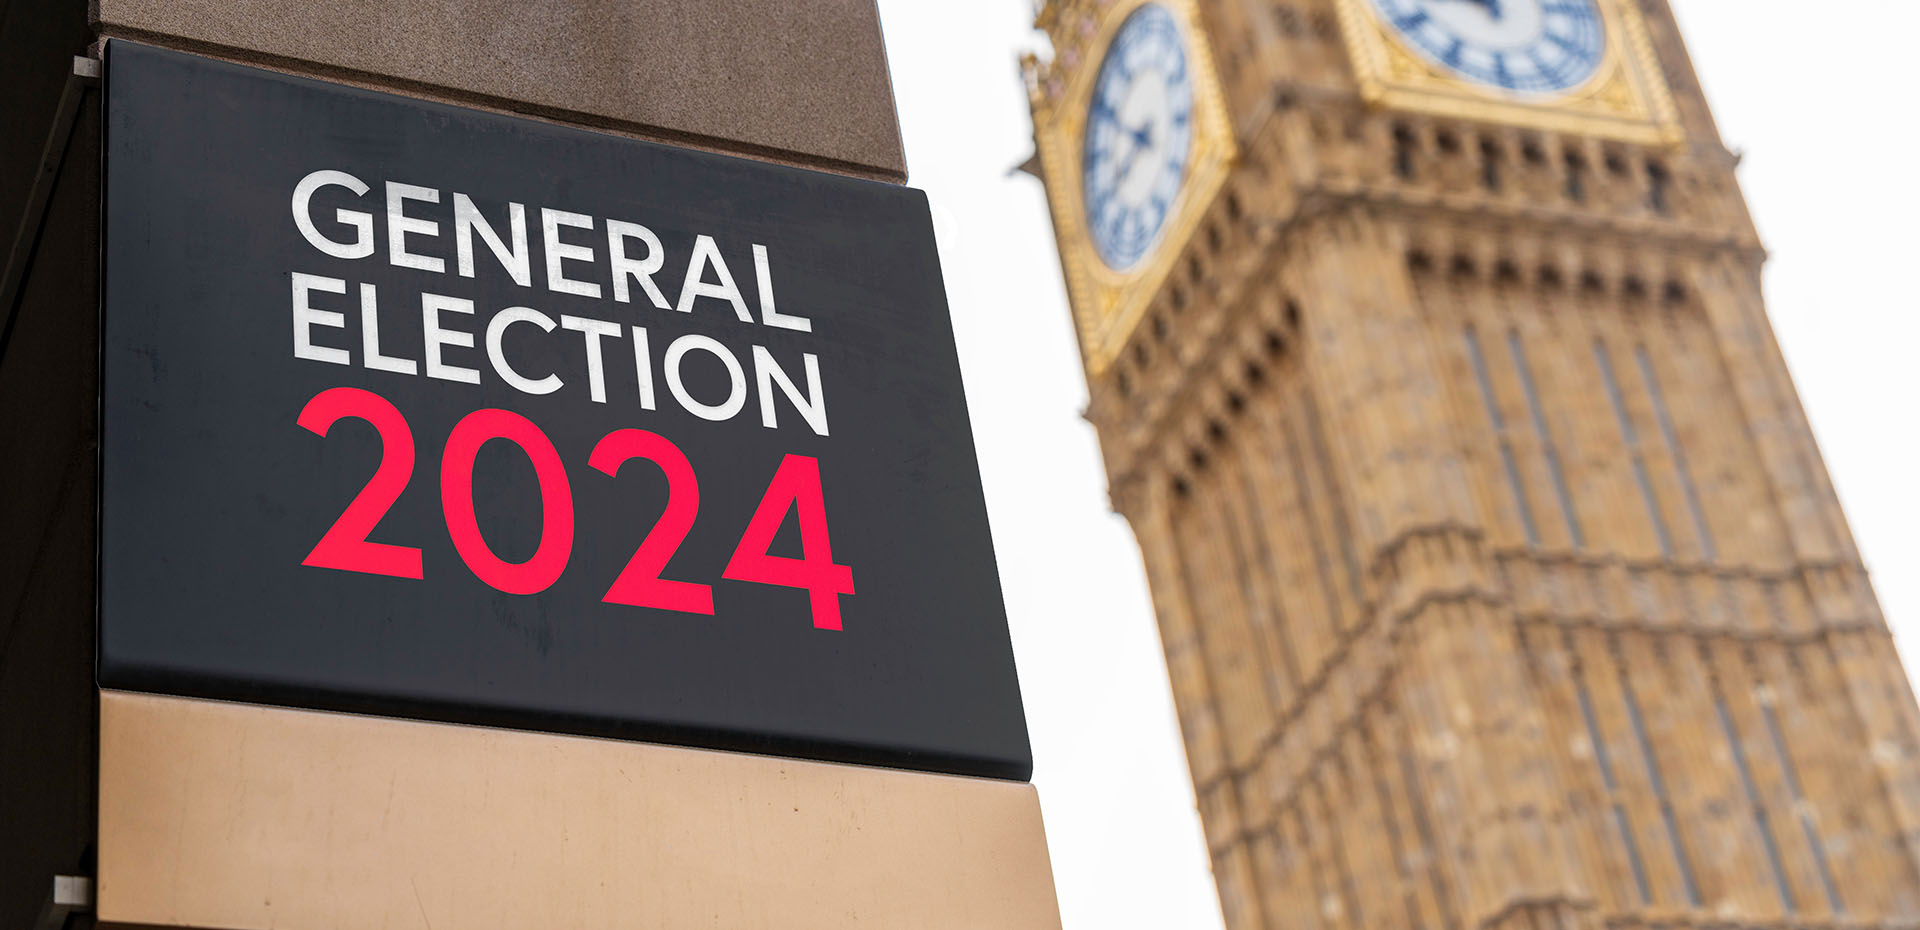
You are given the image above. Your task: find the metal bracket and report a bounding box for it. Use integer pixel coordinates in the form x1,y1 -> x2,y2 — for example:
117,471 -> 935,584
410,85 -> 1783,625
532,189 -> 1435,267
0,55 -> 99,369
35,875 -> 93,930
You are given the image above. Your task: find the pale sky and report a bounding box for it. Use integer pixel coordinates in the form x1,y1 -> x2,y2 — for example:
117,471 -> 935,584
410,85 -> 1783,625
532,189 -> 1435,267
873,2 -> 1920,927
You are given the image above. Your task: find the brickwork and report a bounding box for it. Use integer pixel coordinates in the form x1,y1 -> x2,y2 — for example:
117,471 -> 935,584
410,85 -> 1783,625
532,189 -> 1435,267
1027,1 -> 1920,927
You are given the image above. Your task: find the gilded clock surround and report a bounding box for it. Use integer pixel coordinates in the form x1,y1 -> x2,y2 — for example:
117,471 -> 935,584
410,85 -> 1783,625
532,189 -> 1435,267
1031,0 -> 1236,378
1334,0 -> 1682,143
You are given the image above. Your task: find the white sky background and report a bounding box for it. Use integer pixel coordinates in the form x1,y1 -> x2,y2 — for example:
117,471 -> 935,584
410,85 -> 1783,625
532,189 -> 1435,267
873,2 -> 1920,928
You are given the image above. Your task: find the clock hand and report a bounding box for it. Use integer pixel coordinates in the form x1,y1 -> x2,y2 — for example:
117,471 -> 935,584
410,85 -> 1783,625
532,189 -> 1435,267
1114,124 -> 1156,184
1102,122 -> 1153,177
1462,0 -> 1502,19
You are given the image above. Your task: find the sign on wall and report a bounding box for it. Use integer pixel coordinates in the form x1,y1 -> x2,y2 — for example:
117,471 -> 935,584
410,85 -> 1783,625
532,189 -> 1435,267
99,41 -> 1031,780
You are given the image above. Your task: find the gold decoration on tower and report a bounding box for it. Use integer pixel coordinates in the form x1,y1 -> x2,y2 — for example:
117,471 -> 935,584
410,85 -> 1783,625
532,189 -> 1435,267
1333,0 -> 1682,143
1028,0 -> 1236,377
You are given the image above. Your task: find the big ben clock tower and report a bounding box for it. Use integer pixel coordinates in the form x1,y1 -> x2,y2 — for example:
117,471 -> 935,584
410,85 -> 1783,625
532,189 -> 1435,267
1025,1 -> 1920,928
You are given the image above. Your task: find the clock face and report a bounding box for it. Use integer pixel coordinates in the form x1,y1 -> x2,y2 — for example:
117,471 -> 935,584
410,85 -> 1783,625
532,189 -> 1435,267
1082,4 -> 1194,272
1370,0 -> 1605,94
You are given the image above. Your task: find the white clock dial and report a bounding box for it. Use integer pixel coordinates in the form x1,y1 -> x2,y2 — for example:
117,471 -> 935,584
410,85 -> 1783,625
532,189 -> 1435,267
1082,4 -> 1194,271
1371,0 -> 1605,94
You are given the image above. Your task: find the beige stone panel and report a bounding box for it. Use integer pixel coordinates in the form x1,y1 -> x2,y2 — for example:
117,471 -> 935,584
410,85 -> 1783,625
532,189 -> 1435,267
1369,711 -> 1452,930
97,691 -> 1060,930
1299,781 -> 1352,930
1316,763 -> 1368,930
1175,490 -> 1276,769
1471,287 -> 1569,551
1135,479 -> 1233,788
1627,635 -> 1728,909
1578,629 -> 1686,907
1513,289 -> 1602,551
1416,276 -> 1513,549
1667,308 -> 1783,568
1709,642 -> 1827,917
1586,309 -> 1668,562
1249,395 -> 1337,680
1524,624 -> 1624,910
1826,629 -> 1920,918
94,0 -> 907,180
1788,639 -> 1920,915
1229,414 -> 1308,700
1275,389 -> 1357,644
1621,311 -> 1702,563
1668,638 -> 1776,916
1273,809 -> 1317,930
1759,643 -> 1884,910
1395,605 -> 1500,922
1245,831 -> 1290,930
1339,731 -> 1407,930
1216,838 -> 1270,930
1534,290 -> 1616,556
1218,442 -> 1300,711
1692,259 -> 1843,564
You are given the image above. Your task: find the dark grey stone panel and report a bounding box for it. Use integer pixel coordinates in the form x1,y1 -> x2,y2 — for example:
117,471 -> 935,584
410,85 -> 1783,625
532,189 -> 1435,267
95,0 -> 907,179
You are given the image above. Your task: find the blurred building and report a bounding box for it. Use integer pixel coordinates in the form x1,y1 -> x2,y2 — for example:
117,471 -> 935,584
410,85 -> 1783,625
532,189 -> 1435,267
1023,0 -> 1920,926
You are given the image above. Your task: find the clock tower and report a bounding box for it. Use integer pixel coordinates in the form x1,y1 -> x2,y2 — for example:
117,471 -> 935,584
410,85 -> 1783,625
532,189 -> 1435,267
1024,1 -> 1920,928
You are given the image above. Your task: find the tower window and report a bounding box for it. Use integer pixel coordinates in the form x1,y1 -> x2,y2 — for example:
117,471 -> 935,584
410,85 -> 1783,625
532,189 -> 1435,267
1564,151 -> 1587,203
1275,4 -> 1301,37
1647,160 -> 1672,214
1480,138 -> 1502,191
1392,124 -> 1417,179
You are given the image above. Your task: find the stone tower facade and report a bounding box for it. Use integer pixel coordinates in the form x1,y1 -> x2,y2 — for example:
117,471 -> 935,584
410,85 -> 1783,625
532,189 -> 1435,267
1024,1 -> 1920,928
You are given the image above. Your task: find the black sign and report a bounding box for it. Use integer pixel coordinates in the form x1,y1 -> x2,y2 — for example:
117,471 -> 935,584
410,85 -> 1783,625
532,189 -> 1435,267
99,42 -> 1030,780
